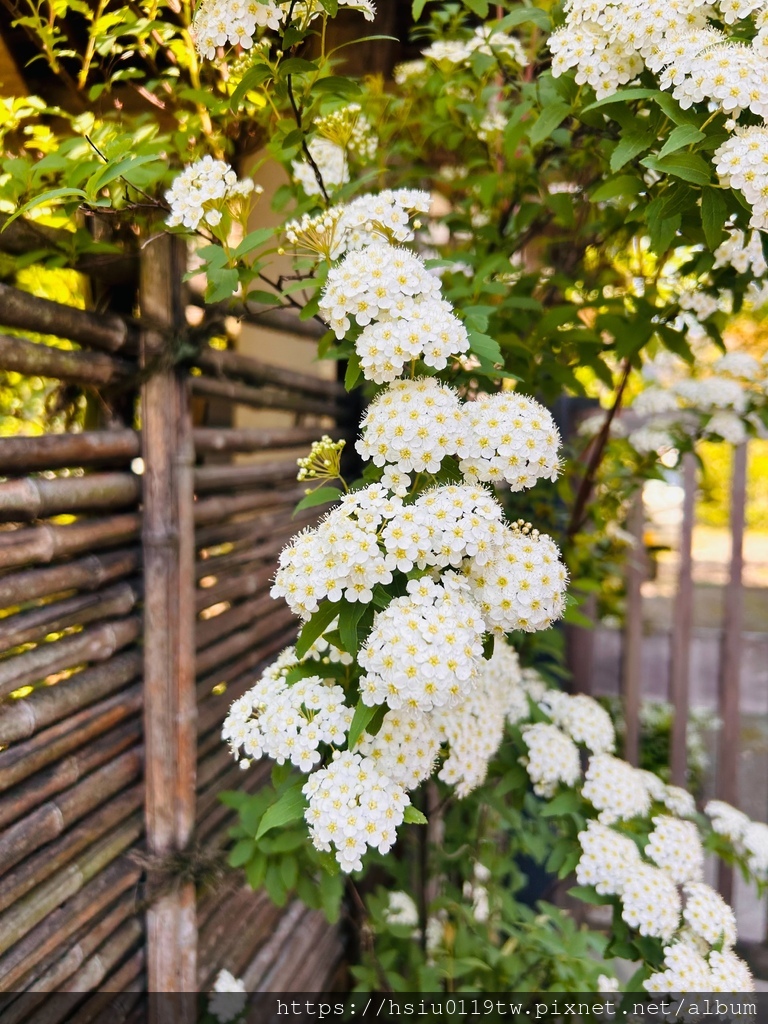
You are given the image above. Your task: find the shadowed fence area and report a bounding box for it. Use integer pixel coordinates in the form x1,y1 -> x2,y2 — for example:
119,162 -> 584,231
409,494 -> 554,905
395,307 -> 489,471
0,229 -> 350,1004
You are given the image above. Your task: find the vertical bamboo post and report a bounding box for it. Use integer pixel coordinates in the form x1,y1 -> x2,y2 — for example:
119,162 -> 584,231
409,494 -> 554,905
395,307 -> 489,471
140,234 -> 198,1003
622,494 -> 645,767
717,442 -> 748,903
670,452 -> 696,787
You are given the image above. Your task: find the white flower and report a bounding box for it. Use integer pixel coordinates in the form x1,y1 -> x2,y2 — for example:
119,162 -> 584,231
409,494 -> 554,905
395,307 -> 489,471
292,138 -> 349,196
357,708 -> 440,789
540,691 -> 616,753
682,881 -> 737,948
209,969 -> 247,1023
384,891 -> 419,928
303,750 -> 408,872
708,949 -> 755,991
192,0 -> 283,59
620,863 -> 681,940
358,574 -> 486,713
520,722 -> 581,797
165,156 -> 258,231
645,816 -> 704,884
714,351 -> 763,379
575,820 -> 641,895
582,754 -> 651,823
645,943 -> 713,992
705,409 -> 748,444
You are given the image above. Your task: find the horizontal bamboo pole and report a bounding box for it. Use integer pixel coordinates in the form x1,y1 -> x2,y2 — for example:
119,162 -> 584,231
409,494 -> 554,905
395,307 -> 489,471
0,546 -> 139,608
0,284 -> 132,354
197,295 -> 326,339
0,615 -> 141,700
195,564 -> 271,614
0,856 -> 141,991
0,430 -> 140,473
62,917 -> 143,992
190,374 -> 333,418
196,521 -> 296,578
0,652 -> 141,746
3,894 -> 134,1004
0,579 -> 140,652
198,889 -> 277,992
0,333 -> 132,386
195,346 -> 343,400
193,459 -> 298,495
98,944 -> 145,994
196,745 -> 235,792
196,622 -> 297,704
0,514 -> 140,571
193,425 -> 325,455
0,833 -> 144,996
241,900 -> 306,990
0,473 -> 140,522
196,760 -> 271,834
193,486 -> 305,527
0,718 -> 142,828
0,686 -> 142,790
0,786 -> 142,915
0,746 -> 142,875
195,604 -> 295,677
195,504 -> 312,550
196,593 -> 274,652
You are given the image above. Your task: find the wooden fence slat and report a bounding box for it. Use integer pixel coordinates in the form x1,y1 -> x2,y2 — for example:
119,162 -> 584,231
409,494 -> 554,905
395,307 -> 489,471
193,459 -> 299,494
195,345 -> 343,400
0,514 -> 140,572
0,547 -> 140,608
0,430 -> 140,473
0,334 -> 132,386
622,495 -> 645,766
0,474 -> 140,522
192,425 -> 327,455
190,374 -> 336,417
717,441 -> 749,902
140,232 -> 198,1003
670,451 -> 696,787
0,283 -> 132,353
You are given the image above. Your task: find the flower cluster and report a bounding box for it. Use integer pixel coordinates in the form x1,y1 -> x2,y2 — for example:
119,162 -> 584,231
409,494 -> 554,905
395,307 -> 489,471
314,103 -> 378,162
222,651 -> 352,771
165,157 -> 258,231
582,754 -> 652,823
682,881 -> 737,948
576,820 -> 641,895
358,574 -> 485,713
715,126 -> 768,230
539,691 -> 616,754
520,722 -> 581,797
423,25 -> 528,68
357,708 -> 440,789
192,0 -> 282,59
706,799 -> 768,880
645,816 -> 704,884
296,434 -> 346,485
303,750 -> 409,872
646,943 -> 754,992
292,137 -> 350,197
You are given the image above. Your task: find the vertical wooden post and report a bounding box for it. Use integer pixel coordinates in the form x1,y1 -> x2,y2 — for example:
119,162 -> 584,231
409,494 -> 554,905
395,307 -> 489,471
717,442 -> 748,902
140,234 -> 198,1003
622,494 -> 645,767
670,452 -> 696,787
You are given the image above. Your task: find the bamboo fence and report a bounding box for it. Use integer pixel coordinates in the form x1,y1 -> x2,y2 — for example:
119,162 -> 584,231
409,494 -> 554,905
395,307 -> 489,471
0,228 -> 349,1003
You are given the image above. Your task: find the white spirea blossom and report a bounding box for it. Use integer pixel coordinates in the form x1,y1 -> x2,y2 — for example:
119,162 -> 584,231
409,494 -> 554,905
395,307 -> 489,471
663,784 -> 697,819
222,653 -> 352,771
714,351 -> 762,379
539,691 -> 616,753
271,484 -> 401,617
314,103 -> 378,161
620,863 -> 681,940
742,820 -> 768,879
645,816 -> 704,884
465,526 -> 569,633
709,949 -> 756,991
209,969 -> 247,1024
357,708 -> 440,789
358,574 -> 485,712
674,376 -> 748,413
714,228 -> 768,277
319,242 -> 442,339
192,0 -> 283,59
715,126 -> 768,230
645,943 -> 713,993
628,425 -> 676,455
384,891 -> 419,928
292,138 -> 349,196
459,392 -> 562,490
575,820 -> 641,895
706,798 -> 751,839
303,750 -> 408,871
165,157 -> 257,230
356,378 -> 466,472
706,409 -> 748,444
582,754 -> 652,823
682,881 -> 737,948
423,26 -> 528,67
356,302 -> 469,382
520,722 -> 581,797
435,642 -> 524,796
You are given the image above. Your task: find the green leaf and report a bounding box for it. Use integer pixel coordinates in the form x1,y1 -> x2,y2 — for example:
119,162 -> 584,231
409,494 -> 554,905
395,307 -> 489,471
482,633 -> 495,660
581,87 -> 662,113
701,187 -> 728,251
590,175 -> 644,202
245,851 -> 267,889
462,0 -> 489,15
280,57 -> 318,75
254,784 -> 306,841
658,123 -> 705,159
467,330 -> 503,365
205,268 -> 239,304
295,600 -> 342,659
529,101 -> 571,146
642,152 -> 711,186
319,871 -> 344,922
610,130 -> 655,172
312,76 -> 362,98
338,600 -> 366,655
347,700 -> 378,750
3,187 -> 89,229
344,350 -> 362,391
403,806 -> 428,825
498,8 -> 550,29
229,838 -> 256,867
230,63 -> 274,110
293,486 -> 342,516
568,885 -> 614,907
412,0 -> 430,16
233,227 -> 274,259
280,854 -> 299,891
